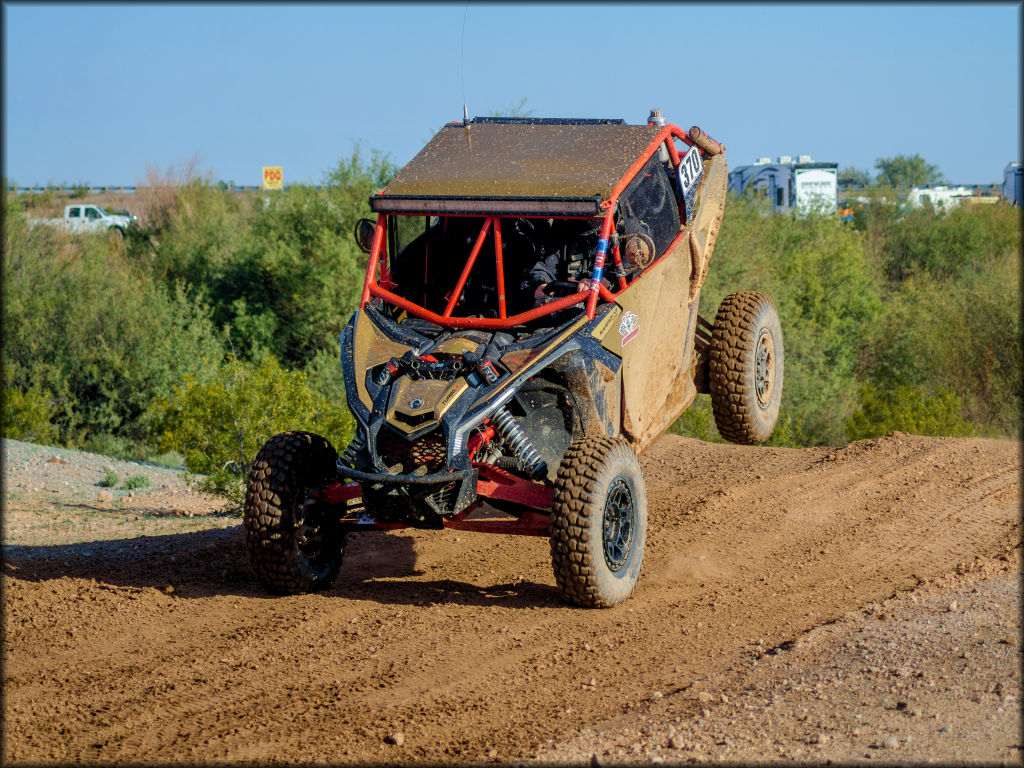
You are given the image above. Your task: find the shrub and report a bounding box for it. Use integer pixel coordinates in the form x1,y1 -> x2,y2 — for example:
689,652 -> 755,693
2,385 -> 56,443
865,202 -> 1020,282
217,183 -> 367,366
80,433 -> 135,460
15,187 -> 60,213
2,206 -> 225,447
99,469 -> 119,488
666,395 -> 720,443
674,199 -> 884,446
122,474 -> 151,491
149,354 -> 355,508
846,384 -> 980,441
134,147 -> 394,371
145,450 -> 184,469
857,251 -> 1021,438
142,179 -> 254,292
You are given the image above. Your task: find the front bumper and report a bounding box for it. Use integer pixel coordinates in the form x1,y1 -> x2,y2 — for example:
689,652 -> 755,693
336,462 -> 478,525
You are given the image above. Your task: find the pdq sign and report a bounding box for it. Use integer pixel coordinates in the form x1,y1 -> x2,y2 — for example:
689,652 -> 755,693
262,166 -> 283,190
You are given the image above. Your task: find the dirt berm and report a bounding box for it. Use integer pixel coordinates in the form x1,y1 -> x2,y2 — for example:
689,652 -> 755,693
2,432 -> 1020,763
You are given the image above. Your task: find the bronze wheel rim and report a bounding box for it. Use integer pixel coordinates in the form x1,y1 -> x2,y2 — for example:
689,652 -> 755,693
755,328 -> 776,408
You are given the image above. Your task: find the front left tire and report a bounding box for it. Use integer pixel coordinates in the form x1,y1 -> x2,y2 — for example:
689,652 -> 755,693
243,431 -> 344,594
549,436 -> 647,607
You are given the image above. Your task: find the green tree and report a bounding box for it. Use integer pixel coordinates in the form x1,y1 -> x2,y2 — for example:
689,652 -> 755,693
839,166 -> 872,188
324,143 -> 399,200
874,154 -> 943,189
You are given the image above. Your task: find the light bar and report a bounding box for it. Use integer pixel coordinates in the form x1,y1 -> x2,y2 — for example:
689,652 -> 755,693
369,194 -> 603,217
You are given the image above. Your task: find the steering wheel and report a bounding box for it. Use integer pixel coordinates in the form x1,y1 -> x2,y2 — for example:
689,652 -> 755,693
542,280 -> 586,297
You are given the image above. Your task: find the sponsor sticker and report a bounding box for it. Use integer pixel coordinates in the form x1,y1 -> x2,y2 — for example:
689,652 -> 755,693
591,237 -> 609,291
618,310 -> 640,346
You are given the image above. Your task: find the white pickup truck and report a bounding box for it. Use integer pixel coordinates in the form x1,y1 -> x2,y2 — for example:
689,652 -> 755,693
30,204 -> 135,236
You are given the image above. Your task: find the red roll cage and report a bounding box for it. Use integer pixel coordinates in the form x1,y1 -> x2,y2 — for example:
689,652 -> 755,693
359,122 -> 723,329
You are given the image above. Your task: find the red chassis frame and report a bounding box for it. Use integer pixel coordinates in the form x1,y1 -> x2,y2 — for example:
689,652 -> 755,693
328,122 -> 723,537
313,463 -> 555,536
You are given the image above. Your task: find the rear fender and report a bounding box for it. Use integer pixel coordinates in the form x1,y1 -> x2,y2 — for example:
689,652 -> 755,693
687,152 -> 728,302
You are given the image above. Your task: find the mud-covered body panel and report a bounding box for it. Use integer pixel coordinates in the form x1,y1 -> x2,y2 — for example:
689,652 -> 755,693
687,153 -> 729,302
338,116 -> 732,525
607,249 -> 700,451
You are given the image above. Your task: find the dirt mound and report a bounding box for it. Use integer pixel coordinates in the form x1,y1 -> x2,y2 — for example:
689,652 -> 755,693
2,432 -> 1019,763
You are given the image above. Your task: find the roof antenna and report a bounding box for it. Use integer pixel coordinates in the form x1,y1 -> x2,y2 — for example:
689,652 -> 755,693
460,5 -> 470,128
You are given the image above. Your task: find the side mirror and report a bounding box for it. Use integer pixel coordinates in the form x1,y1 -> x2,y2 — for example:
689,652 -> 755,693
353,218 -> 376,254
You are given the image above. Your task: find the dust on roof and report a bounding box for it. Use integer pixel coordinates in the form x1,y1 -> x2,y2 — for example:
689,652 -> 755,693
377,122 -> 662,202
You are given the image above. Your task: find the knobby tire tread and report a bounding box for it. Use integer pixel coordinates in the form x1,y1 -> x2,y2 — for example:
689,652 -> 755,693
549,436 -> 646,608
709,291 -> 781,445
243,431 -> 341,595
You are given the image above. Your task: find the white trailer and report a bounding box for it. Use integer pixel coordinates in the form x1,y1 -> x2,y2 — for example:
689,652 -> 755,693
904,186 -> 973,213
793,164 -> 839,216
729,157 -> 838,216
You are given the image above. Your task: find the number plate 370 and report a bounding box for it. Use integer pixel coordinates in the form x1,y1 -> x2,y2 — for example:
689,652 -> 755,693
677,144 -> 703,196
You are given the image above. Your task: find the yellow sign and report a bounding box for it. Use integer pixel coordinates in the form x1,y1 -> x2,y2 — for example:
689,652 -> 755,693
262,166 -> 283,190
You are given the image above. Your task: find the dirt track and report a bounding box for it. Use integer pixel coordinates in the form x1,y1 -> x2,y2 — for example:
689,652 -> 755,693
2,432 -> 1020,763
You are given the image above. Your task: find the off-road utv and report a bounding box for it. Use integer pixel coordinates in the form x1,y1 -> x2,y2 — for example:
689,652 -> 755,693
244,112 -> 783,607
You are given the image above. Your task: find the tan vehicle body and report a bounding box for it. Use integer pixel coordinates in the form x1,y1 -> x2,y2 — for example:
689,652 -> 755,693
603,150 -> 727,450
243,115 -> 779,609
349,140 -> 728,455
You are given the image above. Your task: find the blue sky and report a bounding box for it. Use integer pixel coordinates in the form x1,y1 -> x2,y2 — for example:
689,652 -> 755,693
3,3 -> 1020,187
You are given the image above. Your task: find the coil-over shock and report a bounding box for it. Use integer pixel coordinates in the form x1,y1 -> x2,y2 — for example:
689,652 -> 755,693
338,426 -> 366,469
479,361 -> 548,481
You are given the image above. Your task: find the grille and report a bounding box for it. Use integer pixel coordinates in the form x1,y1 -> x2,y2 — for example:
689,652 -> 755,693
377,429 -> 447,474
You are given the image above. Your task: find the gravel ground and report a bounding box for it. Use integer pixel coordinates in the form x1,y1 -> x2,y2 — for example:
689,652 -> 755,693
2,438 -> 231,547
533,556 -> 1022,764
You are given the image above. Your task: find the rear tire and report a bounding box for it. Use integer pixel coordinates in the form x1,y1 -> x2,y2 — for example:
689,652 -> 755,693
549,436 -> 647,608
709,291 -> 783,444
243,431 -> 343,594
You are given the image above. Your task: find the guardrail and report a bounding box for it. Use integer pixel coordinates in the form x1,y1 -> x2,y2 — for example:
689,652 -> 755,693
837,182 -> 1002,193
5,184 -> 329,194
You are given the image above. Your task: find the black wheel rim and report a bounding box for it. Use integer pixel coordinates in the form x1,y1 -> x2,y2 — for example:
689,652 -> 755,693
295,495 -> 325,560
603,477 -> 635,572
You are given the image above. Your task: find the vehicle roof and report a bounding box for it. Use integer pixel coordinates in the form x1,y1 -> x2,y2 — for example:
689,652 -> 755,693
370,118 -> 663,216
